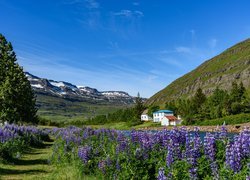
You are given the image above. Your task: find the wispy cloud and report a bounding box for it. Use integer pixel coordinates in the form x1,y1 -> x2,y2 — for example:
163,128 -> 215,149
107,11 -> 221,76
63,0 -> 99,9
112,10 -> 144,18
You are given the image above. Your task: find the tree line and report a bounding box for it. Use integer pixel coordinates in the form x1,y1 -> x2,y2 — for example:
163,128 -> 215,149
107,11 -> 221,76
162,82 -> 250,125
86,81 -> 250,126
83,93 -> 145,126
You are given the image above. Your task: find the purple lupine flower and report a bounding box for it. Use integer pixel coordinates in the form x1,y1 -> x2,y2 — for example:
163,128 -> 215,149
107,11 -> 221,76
166,139 -> 174,168
78,145 -> 92,164
226,136 -> 242,172
230,129 -> 250,175
116,132 -> 128,153
157,168 -> 167,180
204,133 -> 218,178
219,125 -> 227,139
98,160 -> 107,174
239,128 -> 250,157
116,159 -> 121,171
106,157 -> 112,167
186,127 -> 202,179
0,126 -> 18,143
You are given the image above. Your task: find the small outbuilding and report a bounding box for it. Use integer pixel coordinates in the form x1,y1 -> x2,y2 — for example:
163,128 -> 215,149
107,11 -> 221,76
161,115 -> 181,126
141,109 -> 153,121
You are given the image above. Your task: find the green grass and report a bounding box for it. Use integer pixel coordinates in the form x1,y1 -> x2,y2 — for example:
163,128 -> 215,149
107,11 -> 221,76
194,113 -> 250,126
0,135 -> 98,180
133,121 -> 162,129
89,121 -> 161,130
90,122 -> 130,130
0,141 -> 54,180
36,94 -> 130,124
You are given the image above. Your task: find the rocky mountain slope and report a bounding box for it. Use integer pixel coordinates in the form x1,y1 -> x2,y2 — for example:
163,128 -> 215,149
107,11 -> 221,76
146,38 -> 250,106
26,72 -> 136,105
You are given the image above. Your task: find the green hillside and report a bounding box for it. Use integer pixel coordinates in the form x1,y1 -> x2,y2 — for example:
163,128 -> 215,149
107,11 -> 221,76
146,38 -> 250,106
36,94 -> 131,123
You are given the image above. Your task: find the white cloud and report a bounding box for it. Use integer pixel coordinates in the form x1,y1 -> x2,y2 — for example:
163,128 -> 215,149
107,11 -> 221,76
112,10 -> 144,18
113,10 -> 132,17
134,11 -> 144,17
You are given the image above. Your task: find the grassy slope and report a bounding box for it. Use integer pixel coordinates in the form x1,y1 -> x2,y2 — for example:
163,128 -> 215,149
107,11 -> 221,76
90,121 -> 162,130
146,38 -> 250,106
36,94 -> 131,123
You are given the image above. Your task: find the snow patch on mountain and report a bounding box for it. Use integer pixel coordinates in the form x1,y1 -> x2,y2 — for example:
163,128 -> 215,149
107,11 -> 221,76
31,84 -> 43,89
25,72 -> 138,104
101,91 -> 130,97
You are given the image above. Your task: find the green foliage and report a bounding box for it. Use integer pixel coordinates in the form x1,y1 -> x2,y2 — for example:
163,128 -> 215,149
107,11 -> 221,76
165,101 -> 177,115
133,92 -> 145,121
165,82 -> 250,125
148,105 -> 160,117
194,113 -> 250,126
0,139 -> 25,161
0,34 -> 37,124
83,93 -> 145,126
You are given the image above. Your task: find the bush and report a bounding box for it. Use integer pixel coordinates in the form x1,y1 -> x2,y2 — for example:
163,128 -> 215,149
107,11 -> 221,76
194,113 -> 250,126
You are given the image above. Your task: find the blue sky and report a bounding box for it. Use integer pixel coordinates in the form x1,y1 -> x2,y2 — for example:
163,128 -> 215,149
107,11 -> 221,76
0,0 -> 250,97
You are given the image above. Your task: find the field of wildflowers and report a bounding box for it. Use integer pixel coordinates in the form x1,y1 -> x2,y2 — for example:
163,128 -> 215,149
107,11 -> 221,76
0,124 -> 49,161
50,126 -> 250,179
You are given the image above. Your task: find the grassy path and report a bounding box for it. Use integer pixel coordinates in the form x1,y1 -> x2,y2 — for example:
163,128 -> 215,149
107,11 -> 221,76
0,141 -> 54,180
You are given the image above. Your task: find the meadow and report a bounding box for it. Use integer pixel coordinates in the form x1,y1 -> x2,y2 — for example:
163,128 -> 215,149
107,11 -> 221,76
1,124 -> 250,179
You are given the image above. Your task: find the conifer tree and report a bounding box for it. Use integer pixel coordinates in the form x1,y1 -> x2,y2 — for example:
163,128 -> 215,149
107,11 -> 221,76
133,92 -> 145,120
0,34 -> 37,124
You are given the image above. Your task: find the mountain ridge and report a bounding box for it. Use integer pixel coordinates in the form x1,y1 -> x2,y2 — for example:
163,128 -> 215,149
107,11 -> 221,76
25,72 -> 137,105
146,38 -> 250,106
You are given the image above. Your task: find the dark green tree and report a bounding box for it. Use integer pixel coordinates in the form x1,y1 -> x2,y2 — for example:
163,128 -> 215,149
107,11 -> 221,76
193,88 -> 206,106
148,105 -> 160,117
230,81 -> 246,102
208,87 -> 229,119
192,88 -> 207,116
165,100 -> 177,115
133,92 -> 145,120
0,34 -> 37,124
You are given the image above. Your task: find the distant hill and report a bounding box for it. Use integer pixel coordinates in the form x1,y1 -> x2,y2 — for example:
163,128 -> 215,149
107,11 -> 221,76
26,72 -> 137,105
146,38 -> 250,106
25,72 -> 141,121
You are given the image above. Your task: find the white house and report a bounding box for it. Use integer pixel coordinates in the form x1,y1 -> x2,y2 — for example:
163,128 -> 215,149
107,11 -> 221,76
141,109 -> 153,121
161,115 -> 181,126
153,110 -> 173,122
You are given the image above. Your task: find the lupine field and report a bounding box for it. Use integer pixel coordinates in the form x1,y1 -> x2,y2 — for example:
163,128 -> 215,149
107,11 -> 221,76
50,126 -> 250,179
0,124 -> 50,162
1,124 -> 250,179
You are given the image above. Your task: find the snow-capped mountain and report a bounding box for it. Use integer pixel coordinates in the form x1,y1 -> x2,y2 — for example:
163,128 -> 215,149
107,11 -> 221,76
25,72 -> 137,104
